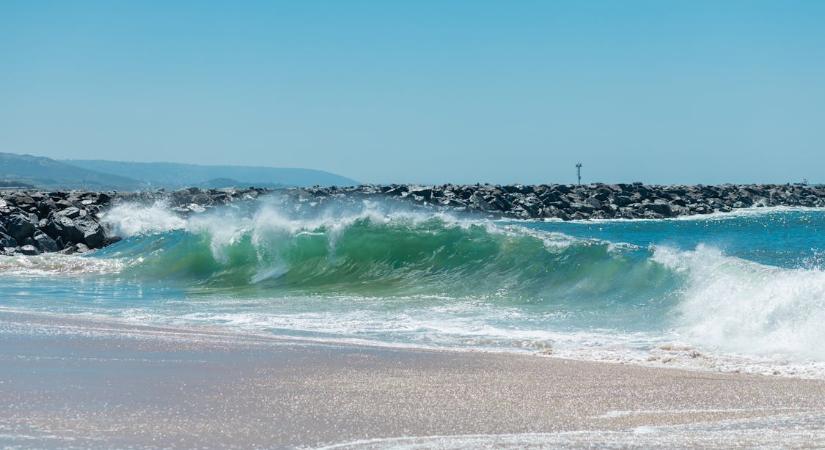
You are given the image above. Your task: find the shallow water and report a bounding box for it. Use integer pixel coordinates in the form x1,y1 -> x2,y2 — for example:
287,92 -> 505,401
317,411 -> 825,450
3,197 -> 825,378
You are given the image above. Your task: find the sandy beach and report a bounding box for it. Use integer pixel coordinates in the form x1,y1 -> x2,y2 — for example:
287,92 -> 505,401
1,310 -> 824,449
5,0 -> 825,447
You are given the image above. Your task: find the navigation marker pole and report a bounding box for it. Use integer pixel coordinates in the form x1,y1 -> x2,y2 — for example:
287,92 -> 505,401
576,163 -> 582,186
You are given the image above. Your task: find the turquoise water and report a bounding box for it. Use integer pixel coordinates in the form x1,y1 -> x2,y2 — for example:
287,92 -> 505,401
2,198 -> 825,377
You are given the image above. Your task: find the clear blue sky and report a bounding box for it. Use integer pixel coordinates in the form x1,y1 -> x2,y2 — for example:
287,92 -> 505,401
2,1 -> 824,184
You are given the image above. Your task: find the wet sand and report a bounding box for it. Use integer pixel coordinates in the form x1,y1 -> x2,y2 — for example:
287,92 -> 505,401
2,311 -> 825,449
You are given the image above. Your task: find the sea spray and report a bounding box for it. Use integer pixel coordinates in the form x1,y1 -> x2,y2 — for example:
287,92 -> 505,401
101,201 -> 673,307
4,199 -> 825,377
656,245 -> 825,361
103,200 -> 187,237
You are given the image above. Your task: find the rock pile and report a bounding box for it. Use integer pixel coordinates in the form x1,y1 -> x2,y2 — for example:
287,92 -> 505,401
2,183 -> 824,255
0,188 -> 267,256
286,183 -> 825,220
0,191 -> 113,256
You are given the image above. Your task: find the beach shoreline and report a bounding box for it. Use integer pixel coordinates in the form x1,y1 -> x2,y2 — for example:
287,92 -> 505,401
3,311 -> 825,449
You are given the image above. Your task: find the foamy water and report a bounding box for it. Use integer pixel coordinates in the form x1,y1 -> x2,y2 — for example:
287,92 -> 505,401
3,198 -> 825,378
317,411 -> 825,449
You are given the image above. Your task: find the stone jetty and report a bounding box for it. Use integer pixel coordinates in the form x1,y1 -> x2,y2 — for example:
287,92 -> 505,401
0,188 -> 267,256
1,183 -> 823,255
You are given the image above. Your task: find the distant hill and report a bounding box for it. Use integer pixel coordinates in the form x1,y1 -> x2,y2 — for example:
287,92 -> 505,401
0,179 -> 37,189
0,152 -> 358,190
0,152 -> 143,190
197,178 -> 288,190
65,159 -> 358,188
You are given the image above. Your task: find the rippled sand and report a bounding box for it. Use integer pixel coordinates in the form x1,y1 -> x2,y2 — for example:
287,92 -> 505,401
2,311 -> 825,449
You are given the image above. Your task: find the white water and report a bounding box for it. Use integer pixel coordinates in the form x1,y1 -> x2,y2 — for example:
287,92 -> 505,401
5,202 -> 825,379
657,245 -> 825,371
102,201 -> 187,237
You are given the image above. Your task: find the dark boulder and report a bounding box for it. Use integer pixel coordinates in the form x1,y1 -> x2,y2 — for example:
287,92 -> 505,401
37,199 -> 56,217
614,195 -> 633,207
10,194 -> 35,207
33,232 -> 58,252
585,197 -> 603,209
43,215 -> 77,242
571,202 -> 596,214
57,206 -> 82,219
5,213 -> 35,242
539,191 -> 562,203
45,215 -> 106,248
75,219 -> 106,248
0,232 -> 17,248
469,192 -> 492,211
645,202 -> 673,217
19,244 -> 40,256
487,194 -> 511,211
409,188 -> 433,201
593,189 -> 612,201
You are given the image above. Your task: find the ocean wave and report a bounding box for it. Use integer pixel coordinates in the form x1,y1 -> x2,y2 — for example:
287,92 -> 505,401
655,244 -> 825,362
5,200 -> 825,376
96,201 -> 673,306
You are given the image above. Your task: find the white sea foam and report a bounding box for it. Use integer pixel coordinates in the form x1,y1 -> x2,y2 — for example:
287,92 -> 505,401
8,200 -> 825,379
166,198 -> 584,266
101,201 -> 187,237
0,253 -> 124,276
101,197 -> 587,260
655,244 -> 825,366
317,412 -> 825,449
563,205 -> 825,224
672,205 -> 825,222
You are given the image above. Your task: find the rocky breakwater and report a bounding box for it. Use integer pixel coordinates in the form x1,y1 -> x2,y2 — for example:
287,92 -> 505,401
2,183 -> 825,255
287,183 -> 825,220
0,188 -> 268,256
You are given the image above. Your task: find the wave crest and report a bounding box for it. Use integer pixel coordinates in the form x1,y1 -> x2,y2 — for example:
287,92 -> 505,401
656,244 -> 825,362
10,200 -> 825,373
98,203 -> 673,306
102,201 -> 187,237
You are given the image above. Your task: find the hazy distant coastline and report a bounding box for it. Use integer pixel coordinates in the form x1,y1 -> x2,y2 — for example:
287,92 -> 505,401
0,152 -> 357,190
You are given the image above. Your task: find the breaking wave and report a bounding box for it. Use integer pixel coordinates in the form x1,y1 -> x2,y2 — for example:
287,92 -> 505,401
4,199 -> 825,376
98,203 -> 677,308
657,245 -> 825,362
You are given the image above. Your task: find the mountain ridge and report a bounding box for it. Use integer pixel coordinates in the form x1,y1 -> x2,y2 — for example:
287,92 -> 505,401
64,159 -> 358,188
0,152 -> 143,190
0,152 -> 357,189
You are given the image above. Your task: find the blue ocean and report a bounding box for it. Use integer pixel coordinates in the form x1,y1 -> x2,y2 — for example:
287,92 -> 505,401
3,197 -> 825,378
